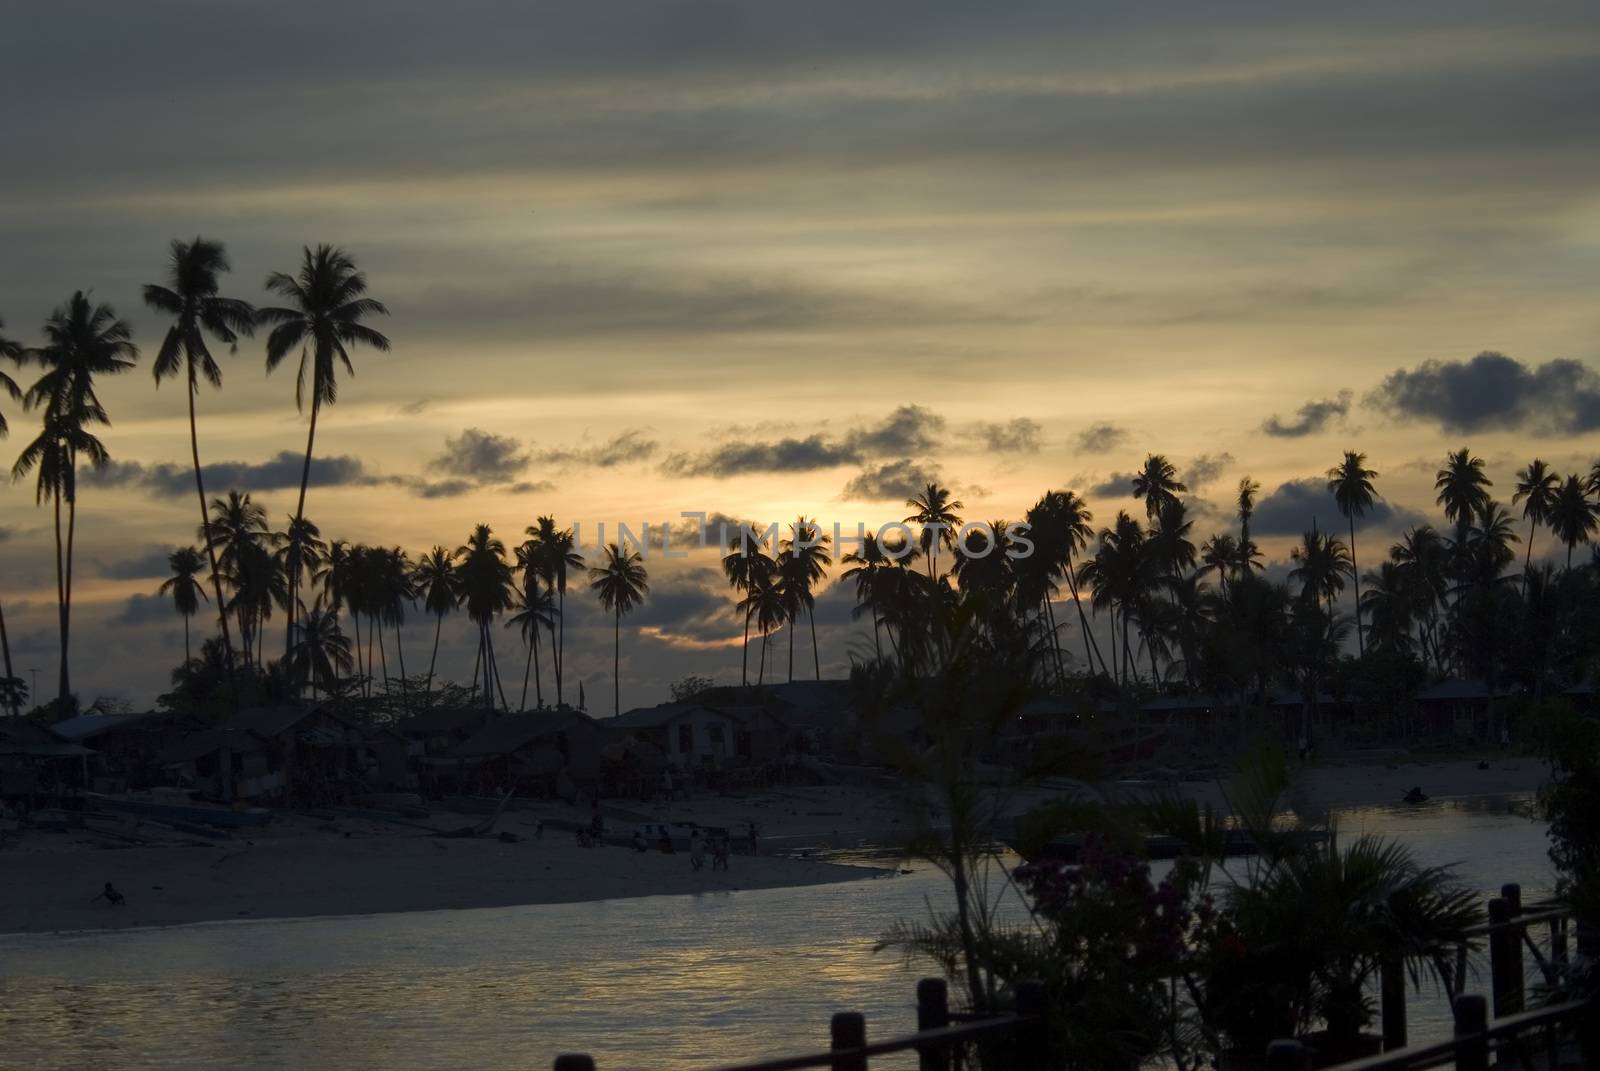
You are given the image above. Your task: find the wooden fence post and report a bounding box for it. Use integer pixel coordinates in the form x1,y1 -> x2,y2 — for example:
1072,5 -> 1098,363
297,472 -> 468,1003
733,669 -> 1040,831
1265,1039 -> 1309,1071
553,1056 -> 596,1071
1016,979 -> 1050,1067
1453,994 -> 1488,1071
916,978 -> 951,1071
832,1011 -> 867,1071
1381,953 -> 1407,1050
1488,896 -> 1524,1017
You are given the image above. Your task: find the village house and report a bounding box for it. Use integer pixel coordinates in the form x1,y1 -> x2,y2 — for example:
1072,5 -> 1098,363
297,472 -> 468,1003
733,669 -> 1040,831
441,709 -> 605,798
0,719 -> 93,807
156,704 -> 408,805
49,709 -> 207,791
607,701 -> 789,772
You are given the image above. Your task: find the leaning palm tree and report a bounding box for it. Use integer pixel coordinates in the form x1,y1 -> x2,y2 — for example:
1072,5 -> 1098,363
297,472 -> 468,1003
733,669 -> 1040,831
1132,454 -> 1187,519
145,238 -> 256,668
905,483 -> 963,581
1548,475 -> 1599,569
589,542 -> 649,715
457,525 -> 514,709
411,546 -> 458,704
506,582 -> 556,710
158,546 -> 209,663
1512,459 -> 1561,585
14,293 -> 138,704
258,245 -> 390,658
1327,451 -> 1379,655
841,533 -> 893,662
528,516 -> 584,705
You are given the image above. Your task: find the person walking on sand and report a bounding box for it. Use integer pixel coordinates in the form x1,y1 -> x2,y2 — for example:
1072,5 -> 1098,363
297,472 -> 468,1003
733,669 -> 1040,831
690,829 -> 705,871
712,833 -> 730,871
747,821 -> 759,856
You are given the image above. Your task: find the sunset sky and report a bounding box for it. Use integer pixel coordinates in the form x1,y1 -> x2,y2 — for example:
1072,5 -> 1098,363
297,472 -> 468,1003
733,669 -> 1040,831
2,2 -> 1598,710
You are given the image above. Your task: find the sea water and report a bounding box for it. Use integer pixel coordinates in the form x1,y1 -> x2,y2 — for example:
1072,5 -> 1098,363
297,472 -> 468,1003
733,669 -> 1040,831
0,795 -> 1553,1071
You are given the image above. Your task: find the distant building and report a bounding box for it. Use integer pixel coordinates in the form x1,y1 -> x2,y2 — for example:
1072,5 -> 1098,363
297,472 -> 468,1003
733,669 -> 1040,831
443,709 -> 605,795
50,709 -> 207,791
607,701 -> 788,771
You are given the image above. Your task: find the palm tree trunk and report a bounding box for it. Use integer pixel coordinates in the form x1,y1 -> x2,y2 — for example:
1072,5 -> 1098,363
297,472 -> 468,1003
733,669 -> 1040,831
809,604 -> 821,679
1350,517 -> 1364,656
521,630 -> 532,711
59,461 -> 76,704
787,618 -> 795,682
286,396 -> 321,662
555,580 -> 566,705
1522,518 -> 1537,594
758,628 -> 769,686
613,607 -> 621,715
469,630 -> 483,706
0,595 -> 16,716
488,627 -> 509,711
184,615 -> 191,664
377,617 -> 390,696
425,613 -> 442,707
532,627 -> 543,708
740,603 -> 751,686
1065,564 -> 1107,677
351,612 -> 364,696
871,605 -> 882,662
545,615 -> 557,707
395,623 -> 408,703
188,376 -> 235,669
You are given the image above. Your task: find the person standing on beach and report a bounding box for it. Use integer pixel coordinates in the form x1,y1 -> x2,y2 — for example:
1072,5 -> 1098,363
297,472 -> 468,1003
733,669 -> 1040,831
747,821 -> 759,856
689,829 -> 705,871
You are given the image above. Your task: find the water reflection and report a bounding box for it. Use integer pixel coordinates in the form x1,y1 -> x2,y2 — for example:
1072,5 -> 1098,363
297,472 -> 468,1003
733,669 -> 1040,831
1,796 -> 1552,1071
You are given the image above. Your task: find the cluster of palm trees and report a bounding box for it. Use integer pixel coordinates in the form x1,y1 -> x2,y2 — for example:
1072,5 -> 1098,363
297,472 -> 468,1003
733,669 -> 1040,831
834,455 -> 1600,718
722,518 -> 834,687
1,237 -> 389,716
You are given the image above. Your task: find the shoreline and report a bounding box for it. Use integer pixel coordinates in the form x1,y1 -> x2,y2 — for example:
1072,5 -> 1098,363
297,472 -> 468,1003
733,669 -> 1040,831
0,756 -> 1549,938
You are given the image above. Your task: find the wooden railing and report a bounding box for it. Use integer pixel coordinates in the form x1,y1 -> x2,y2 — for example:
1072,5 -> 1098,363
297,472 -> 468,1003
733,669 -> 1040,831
550,977 -> 1046,1071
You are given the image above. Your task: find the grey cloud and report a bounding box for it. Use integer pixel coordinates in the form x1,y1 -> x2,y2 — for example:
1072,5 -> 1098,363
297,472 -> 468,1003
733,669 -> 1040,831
1250,478 -> 1417,537
661,406 -> 946,478
81,452 -> 377,497
535,429 -> 658,470
1087,471 -> 1137,498
1262,391 -> 1353,438
969,417 -> 1042,454
98,546 -> 177,581
431,428 -> 530,482
1184,452 -> 1234,488
115,593 -> 176,626
1075,423 -> 1129,454
0,527 -> 11,544
840,459 -> 941,502
1366,352 -> 1600,435
846,405 -> 945,456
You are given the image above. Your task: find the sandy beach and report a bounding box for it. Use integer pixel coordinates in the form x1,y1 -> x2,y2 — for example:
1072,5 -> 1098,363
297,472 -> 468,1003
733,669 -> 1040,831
0,756 -> 1550,936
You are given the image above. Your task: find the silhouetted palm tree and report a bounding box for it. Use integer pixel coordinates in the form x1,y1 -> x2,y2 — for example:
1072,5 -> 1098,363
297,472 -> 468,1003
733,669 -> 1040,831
457,525 -> 514,709
589,542 -> 649,715
782,517 -> 831,678
1391,526 -> 1451,673
1513,460 -> 1561,582
1327,450 -> 1379,655
259,245 -> 390,658
145,238 -> 256,668
158,546 -> 208,663
1435,448 -> 1492,542
722,525 -> 775,685
1132,454 -> 1187,519
15,292 -> 138,704
905,483 -> 963,581
1359,561 -> 1415,657
841,533 -> 892,662
288,595 -> 352,698
411,546 -> 458,703
1548,475 -> 1598,569
1198,534 -> 1240,597
1029,489 -> 1103,676
527,516 -> 583,705
1289,526 -> 1352,621
740,567 -> 788,686
0,315 -> 21,713
511,540 -> 557,709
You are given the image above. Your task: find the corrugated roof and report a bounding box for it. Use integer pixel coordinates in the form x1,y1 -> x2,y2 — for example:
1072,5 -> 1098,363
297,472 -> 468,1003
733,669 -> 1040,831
50,709 -> 168,741
1416,678 -> 1517,702
451,710 -> 597,758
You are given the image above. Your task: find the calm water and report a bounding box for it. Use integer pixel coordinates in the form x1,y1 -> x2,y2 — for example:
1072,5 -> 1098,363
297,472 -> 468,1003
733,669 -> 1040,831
0,795 -> 1552,1071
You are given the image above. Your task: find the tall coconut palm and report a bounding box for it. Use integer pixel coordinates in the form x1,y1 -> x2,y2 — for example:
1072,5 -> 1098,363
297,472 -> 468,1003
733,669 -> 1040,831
1132,454 -> 1187,519
1198,534 -> 1240,597
270,516 -> 327,659
840,533 -> 892,662
905,483 -> 963,581
1289,526 -> 1352,621
411,546 -> 458,704
158,546 -> 208,664
1548,475 -> 1598,569
374,546 -> 414,700
288,595 -> 353,698
722,524 -> 775,685
507,582 -> 556,710
1029,489 -> 1104,676
589,542 -> 649,715
782,516 -> 831,678
258,245 -> 390,658
1435,448 -> 1492,541
145,238 -> 256,668
527,516 -> 583,705
15,293 -> 138,704
739,567 -> 788,686
457,525 -> 514,710
0,315 -> 22,712
1512,460 -> 1561,584
1327,451 -> 1379,655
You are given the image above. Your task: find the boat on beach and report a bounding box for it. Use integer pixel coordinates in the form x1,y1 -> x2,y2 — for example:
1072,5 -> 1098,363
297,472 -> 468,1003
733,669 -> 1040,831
87,793 -> 273,829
